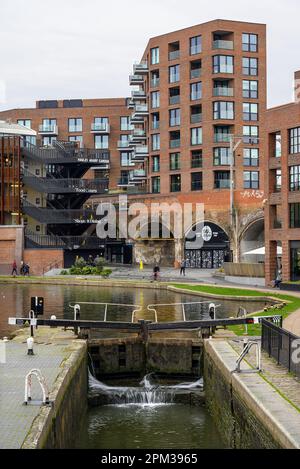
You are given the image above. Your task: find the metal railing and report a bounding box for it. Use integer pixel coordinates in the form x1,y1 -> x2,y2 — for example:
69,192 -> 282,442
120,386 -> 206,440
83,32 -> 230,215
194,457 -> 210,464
22,200 -> 101,224
147,302 -> 221,324
25,232 -> 107,250
69,302 -> 143,323
213,40 -> 234,50
261,319 -> 300,378
234,341 -> 262,374
23,173 -> 109,194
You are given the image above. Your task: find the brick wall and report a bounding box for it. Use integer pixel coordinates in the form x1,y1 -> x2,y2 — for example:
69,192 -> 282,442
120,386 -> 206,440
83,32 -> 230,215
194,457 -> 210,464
24,249 -> 64,276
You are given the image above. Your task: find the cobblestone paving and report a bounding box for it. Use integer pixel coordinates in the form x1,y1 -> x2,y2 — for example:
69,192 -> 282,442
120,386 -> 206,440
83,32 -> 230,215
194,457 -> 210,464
0,341 -> 69,449
229,339 -> 300,410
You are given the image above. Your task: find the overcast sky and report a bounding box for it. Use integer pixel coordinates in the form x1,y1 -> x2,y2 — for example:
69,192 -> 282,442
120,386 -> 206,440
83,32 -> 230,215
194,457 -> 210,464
0,0 -> 299,111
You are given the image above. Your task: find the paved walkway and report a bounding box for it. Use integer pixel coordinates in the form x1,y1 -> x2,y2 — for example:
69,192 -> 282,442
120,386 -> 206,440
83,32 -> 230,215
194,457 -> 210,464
0,329 -> 76,449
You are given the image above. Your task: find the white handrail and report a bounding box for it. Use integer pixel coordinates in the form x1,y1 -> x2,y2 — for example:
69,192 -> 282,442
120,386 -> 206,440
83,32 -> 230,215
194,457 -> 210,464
24,369 -> 49,405
147,302 -> 222,323
234,341 -> 262,374
69,302 -> 143,323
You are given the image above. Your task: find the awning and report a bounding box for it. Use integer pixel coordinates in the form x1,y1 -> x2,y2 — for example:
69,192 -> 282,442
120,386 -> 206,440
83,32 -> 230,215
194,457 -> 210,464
244,246 -> 282,256
0,120 -> 36,136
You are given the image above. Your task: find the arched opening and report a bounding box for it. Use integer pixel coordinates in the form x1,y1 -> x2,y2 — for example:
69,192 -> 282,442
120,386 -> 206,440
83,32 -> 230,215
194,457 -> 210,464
240,218 -> 265,263
185,221 -> 231,269
133,222 -> 175,267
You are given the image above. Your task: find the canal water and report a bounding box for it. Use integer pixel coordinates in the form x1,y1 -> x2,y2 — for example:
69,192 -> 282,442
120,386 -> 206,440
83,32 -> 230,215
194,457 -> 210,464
0,283 -> 271,337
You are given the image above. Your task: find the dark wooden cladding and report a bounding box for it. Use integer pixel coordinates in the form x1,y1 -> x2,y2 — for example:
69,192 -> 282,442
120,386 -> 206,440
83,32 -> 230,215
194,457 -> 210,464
0,136 -> 21,225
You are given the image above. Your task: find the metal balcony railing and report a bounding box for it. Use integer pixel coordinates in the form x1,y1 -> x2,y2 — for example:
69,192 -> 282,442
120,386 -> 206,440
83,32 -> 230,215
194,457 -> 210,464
22,200 -> 102,224
117,140 -> 132,150
150,78 -> 160,88
23,173 -> 109,194
169,50 -> 180,60
170,139 -> 181,149
129,75 -> 144,85
191,113 -> 202,124
213,40 -> 234,50
131,90 -> 146,100
25,231 -> 106,250
38,124 -> 58,135
213,87 -> 234,97
21,140 -> 110,165
133,61 -> 149,74
169,95 -> 180,105
214,133 -> 233,143
190,69 -> 202,79
214,179 -> 230,189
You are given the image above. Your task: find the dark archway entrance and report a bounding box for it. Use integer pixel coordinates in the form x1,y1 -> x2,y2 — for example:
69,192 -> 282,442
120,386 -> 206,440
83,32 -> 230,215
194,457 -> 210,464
185,222 -> 231,269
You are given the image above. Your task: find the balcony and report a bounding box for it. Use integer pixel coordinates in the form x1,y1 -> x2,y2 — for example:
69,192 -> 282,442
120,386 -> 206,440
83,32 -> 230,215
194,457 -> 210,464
129,129 -> 147,144
127,100 -> 135,109
214,179 -> 230,189
117,140 -> 132,151
190,69 -> 202,80
129,75 -> 144,86
22,201 -> 102,224
169,50 -> 180,61
129,169 -> 147,183
90,123 -> 110,134
132,104 -> 149,117
131,90 -> 147,100
213,87 -> 234,97
213,40 -> 234,50
118,177 -> 131,187
22,140 -> 110,165
150,78 -> 160,88
214,133 -> 232,143
38,124 -> 58,135
132,145 -> 149,160
23,173 -> 109,194
169,95 -> 180,106
133,61 -> 149,75
170,139 -> 181,149
191,113 -> 202,124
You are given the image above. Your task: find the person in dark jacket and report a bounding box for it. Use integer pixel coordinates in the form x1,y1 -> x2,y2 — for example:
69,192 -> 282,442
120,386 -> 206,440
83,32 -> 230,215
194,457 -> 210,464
11,260 -> 17,277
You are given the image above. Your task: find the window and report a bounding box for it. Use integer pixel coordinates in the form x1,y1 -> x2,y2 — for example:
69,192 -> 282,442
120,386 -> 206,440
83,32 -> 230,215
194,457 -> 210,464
120,116 -> 132,131
191,150 -> 202,168
41,118 -> 57,131
151,70 -> 160,88
17,119 -> 31,129
94,117 -> 109,129
290,166 -> 300,191
242,33 -> 258,52
290,204 -> 300,228
121,152 -> 134,167
42,136 -> 56,146
191,127 -> 202,146
244,171 -> 259,189
95,135 -> 109,149
275,169 -> 282,192
243,148 -> 259,166
169,65 -> 180,83
152,176 -> 160,194
69,118 -> 82,132
69,135 -> 83,148
151,112 -> 160,130
290,127 -> 300,154
169,87 -> 180,105
214,147 -> 230,166
214,125 -> 231,143
191,172 -> 203,191
243,103 -> 258,121
169,108 -> 180,127
243,125 -> 259,144
190,35 -> 202,55
190,82 -> 202,100
151,91 -> 160,109
152,156 -> 160,172
152,134 -> 160,151
170,153 -> 180,170
214,171 -> 230,189
243,57 -> 258,76
213,101 -> 234,120
243,80 -> 258,99
151,47 -> 159,65
24,136 -> 36,145
170,131 -> 180,148
170,174 -> 181,192
190,60 -> 202,79
213,55 -> 234,74
191,105 -> 202,124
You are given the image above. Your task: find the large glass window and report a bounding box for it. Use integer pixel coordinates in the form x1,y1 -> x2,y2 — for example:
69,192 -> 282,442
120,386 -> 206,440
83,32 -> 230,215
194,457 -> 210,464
69,135 -> 83,148
290,204 -> 300,228
151,112 -> 160,130
290,166 -> 300,191
243,125 -> 259,144
214,147 -> 230,166
190,82 -> 202,100
275,132 -> 282,157
169,108 -> 181,127
120,116 -> 132,131
214,171 -> 230,189
151,47 -> 160,65
243,80 -> 258,99
170,153 -> 181,170
17,119 -> 31,128
169,65 -> 180,83
190,35 -> 202,55
213,101 -> 234,120
290,127 -> 300,154
244,171 -> 259,189
95,135 -> 109,149
121,152 -> 134,167
275,169 -> 282,192
243,103 -> 258,121
242,33 -> 258,52
213,55 -> 234,74
42,136 -> 56,146
191,172 -> 203,191
291,242 -> 300,280
170,174 -> 181,192
191,150 -> 202,168
68,118 -> 82,132
151,91 -> 160,109
152,155 -> 160,173
243,57 -> 258,76
152,176 -> 160,194
243,148 -> 259,166
191,127 -> 202,146
152,134 -> 160,151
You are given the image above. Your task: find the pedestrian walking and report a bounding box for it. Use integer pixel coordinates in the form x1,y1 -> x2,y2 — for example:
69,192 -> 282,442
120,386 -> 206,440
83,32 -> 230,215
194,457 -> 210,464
153,265 -> 160,281
20,260 -> 24,276
180,259 -> 186,276
23,263 -> 30,277
274,268 -> 282,289
11,260 -> 17,277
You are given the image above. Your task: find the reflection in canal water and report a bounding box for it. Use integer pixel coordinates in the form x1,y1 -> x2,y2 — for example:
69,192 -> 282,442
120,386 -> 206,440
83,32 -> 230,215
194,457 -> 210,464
0,283 -> 271,337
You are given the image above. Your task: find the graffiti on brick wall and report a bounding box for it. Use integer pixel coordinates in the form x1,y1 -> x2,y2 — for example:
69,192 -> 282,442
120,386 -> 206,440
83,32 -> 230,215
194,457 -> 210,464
240,190 -> 264,199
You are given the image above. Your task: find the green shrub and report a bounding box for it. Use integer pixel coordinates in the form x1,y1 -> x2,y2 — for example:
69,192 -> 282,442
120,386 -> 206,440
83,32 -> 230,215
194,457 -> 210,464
60,270 -> 69,275
101,268 -> 112,278
94,256 -> 105,272
74,256 -> 86,268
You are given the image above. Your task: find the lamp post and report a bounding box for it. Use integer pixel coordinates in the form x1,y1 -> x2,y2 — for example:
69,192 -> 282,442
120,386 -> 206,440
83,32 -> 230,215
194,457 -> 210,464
229,134 -> 243,227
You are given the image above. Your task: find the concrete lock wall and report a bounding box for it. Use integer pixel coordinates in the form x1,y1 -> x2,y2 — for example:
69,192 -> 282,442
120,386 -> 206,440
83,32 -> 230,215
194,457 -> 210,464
22,341 -> 88,449
89,338 -> 202,378
203,341 -> 281,449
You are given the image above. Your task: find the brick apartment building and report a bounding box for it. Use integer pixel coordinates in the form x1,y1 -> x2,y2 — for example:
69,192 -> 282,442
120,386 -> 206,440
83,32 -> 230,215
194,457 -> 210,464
0,19 -> 268,272
265,71 -> 300,284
